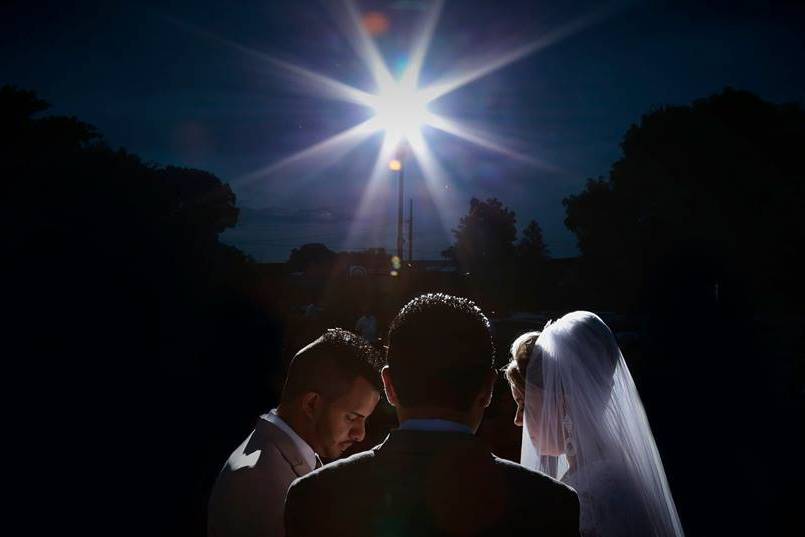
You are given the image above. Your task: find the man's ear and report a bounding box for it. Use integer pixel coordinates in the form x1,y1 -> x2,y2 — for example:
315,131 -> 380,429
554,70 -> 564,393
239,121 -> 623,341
381,366 -> 399,408
477,369 -> 497,409
300,391 -> 321,421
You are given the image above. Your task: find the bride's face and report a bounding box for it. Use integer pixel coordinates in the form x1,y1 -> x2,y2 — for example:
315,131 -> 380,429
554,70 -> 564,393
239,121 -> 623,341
524,384 -> 565,456
510,382 -> 525,426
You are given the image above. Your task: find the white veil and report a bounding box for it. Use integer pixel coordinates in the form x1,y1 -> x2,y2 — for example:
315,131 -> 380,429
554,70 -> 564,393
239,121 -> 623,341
521,312 -> 684,537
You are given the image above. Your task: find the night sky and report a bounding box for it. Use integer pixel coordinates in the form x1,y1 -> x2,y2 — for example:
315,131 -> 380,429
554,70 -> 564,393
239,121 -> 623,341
4,0 -> 804,261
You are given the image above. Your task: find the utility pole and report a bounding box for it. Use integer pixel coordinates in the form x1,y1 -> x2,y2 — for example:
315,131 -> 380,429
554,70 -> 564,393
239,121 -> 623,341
396,158 -> 404,262
390,144 -> 408,264
408,198 -> 413,263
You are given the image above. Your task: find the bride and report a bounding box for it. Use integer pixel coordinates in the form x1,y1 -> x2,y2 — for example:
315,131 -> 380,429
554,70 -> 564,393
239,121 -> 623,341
504,311 -> 684,537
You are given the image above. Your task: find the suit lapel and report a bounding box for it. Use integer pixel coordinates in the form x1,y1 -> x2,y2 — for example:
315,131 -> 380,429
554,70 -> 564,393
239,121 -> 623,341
255,419 -> 314,477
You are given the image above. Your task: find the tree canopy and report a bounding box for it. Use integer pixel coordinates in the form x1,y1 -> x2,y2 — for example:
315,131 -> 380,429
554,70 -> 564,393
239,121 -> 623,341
287,243 -> 336,274
517,219 -> 550,264
3,85 -> 280,535
563,88 -> 805,311
442,197 -> 518,276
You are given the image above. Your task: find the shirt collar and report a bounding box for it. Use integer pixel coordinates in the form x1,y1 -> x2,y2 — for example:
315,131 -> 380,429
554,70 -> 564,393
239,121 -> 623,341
261,409 -> 318,471
398,418 -> 473,435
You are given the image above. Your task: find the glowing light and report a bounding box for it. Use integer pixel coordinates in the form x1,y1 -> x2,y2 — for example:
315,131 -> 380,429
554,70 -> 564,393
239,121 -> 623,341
389,159 -> 402,171
195,0 -> 617,202
369,81 -> 431,145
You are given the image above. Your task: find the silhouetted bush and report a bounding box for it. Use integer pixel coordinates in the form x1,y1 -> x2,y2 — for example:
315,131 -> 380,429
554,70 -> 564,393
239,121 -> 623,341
3,85 -> 282,536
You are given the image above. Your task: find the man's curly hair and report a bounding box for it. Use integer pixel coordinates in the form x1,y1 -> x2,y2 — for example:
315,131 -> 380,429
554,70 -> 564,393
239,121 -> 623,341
387,293 -> 495,411
281,328 -> 383,402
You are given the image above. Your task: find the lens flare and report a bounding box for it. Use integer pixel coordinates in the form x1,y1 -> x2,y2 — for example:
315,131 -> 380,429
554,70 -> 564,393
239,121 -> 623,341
362,11 -> 390,36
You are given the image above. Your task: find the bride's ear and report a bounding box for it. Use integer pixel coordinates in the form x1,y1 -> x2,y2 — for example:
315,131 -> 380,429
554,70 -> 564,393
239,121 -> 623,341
381,366 -> 399,407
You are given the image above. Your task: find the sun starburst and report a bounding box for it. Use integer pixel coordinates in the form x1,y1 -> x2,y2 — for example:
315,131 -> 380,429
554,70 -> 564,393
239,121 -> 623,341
167,0 -> 618,248
231,0 -> 591,185
368,81 -> 431,148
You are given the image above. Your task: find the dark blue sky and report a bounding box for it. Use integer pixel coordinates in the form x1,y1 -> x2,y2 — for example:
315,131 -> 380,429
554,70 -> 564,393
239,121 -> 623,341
3,0 -> 804,261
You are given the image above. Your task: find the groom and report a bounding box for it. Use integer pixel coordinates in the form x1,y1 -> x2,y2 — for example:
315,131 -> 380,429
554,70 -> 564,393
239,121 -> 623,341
208,329 -> 383,537
285,293 -> 580,537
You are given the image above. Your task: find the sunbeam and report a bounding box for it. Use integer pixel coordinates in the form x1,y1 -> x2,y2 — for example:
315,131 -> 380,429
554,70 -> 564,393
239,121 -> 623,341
421,3 -> 624,104
344,133 -> 400,248
259,55 -> 375,108
401,0 -> 444,90
238,117 -> 380,183
222,0 -> 618,239
163,14 -> 374,107
340,0 -> 395,90
426,114 -> 556,170
406,129 -> 456,239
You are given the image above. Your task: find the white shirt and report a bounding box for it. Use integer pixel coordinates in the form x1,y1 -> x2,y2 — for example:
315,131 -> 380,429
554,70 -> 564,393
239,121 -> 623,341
260,408 -> 318,471
399,418 -> 473,434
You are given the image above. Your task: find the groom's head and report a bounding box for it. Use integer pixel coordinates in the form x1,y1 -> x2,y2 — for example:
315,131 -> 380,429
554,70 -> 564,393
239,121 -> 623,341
383,293 -> 496,430
279,329 -> 382,459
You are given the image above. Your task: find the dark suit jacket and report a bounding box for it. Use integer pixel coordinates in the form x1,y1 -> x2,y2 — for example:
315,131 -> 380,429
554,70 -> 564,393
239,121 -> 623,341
209,418 -> 316,537
285,429 -> 580,537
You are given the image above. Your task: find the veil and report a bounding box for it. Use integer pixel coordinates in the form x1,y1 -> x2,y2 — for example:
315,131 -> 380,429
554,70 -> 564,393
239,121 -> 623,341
521,312 -> 684,537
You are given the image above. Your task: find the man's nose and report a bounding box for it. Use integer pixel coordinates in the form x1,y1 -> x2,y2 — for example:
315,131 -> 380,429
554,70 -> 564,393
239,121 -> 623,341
350,422 -> 366,442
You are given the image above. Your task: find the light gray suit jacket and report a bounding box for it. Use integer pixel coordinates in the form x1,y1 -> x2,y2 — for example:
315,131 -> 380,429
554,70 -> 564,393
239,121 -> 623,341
208,418 -> 316,537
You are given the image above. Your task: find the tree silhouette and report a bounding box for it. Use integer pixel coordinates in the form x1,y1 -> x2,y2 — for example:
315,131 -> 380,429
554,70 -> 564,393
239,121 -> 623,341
159,166 -> 239,236
442,197 -> 517,276
3,85 -> 281,536
288,242 -> 336,275
439,197 -> 517,310
517,219 -> 550,263
563,87 -> 805,311
0,84 -> 48,123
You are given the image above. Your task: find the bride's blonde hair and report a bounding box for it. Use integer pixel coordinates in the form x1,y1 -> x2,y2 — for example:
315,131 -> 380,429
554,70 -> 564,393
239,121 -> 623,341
503,330 -> 541,393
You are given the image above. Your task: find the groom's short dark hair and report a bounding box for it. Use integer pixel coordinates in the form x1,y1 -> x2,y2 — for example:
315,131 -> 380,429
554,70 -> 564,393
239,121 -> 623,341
281,328 -> 383,402
387,293 -> 495,411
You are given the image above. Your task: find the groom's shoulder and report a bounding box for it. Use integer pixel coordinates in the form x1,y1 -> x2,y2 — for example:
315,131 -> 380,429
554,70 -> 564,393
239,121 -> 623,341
492,456 -> 578,499
290,447 -> 378,492
318,447 -> 379,476
285,447 -> 380,520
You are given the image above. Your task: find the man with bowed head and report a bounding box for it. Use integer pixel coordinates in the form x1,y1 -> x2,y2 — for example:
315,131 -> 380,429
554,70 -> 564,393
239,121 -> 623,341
208,329 -> 383,537
285,293 -> 580,537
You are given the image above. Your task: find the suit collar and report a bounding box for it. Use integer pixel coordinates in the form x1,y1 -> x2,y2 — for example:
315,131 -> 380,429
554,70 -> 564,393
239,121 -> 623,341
374,428 -> 494,459
260,410 -> 318,470
255,419 -> 316,477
